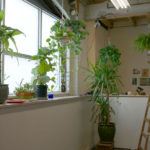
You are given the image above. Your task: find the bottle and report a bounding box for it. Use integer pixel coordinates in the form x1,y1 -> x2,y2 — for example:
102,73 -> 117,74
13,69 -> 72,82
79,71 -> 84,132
61,82 -> 66,92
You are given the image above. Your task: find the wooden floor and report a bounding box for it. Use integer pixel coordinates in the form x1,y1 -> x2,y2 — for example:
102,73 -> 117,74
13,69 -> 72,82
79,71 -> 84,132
92,148 -> 130,150
114,148 -> 130,150
114,149 -> 130,150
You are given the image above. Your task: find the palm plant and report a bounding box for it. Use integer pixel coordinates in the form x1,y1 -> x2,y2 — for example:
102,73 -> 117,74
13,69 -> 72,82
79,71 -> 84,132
84,45 -> 121,142
86,45 -> 121,124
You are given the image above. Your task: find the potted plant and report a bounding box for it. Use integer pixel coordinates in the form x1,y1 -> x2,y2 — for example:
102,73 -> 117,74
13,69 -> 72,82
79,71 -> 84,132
84,45 -> 121,143
0,10 -> 23,103
134,33 -> 150,52
14,80 -> 35,99
32,47 -> 56,100
48,19 -> 89,55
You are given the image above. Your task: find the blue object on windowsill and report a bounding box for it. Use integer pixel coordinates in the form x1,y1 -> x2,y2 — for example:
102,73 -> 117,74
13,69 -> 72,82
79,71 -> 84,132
48,93 -> 53,99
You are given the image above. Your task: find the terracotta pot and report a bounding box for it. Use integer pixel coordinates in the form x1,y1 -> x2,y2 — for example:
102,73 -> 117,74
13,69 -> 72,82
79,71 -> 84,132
16,92 -> 34,97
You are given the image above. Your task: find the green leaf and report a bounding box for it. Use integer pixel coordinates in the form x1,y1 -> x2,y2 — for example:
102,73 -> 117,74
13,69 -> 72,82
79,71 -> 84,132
0,10 -> 5,22
51,77 -> 55,82
38,61 -> 50,74
10,37 -> 18,52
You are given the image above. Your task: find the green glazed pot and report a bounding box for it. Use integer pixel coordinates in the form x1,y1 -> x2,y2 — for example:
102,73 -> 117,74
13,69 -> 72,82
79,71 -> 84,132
98,122 -> 116,143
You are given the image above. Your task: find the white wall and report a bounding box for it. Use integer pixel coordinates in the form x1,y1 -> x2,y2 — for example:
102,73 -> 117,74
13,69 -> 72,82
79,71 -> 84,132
0,96 -> 148,150
110,96 -> 148,149
110,25 -> 150,94
0,98 -> 98,150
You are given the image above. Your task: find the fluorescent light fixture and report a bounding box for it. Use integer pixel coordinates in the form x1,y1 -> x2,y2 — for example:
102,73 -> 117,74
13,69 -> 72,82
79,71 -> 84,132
111,0 -> 120,10
111,0 -> 131,9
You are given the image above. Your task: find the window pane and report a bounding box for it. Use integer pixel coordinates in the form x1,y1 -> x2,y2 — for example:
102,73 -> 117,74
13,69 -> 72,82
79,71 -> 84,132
66,50 -> 70,92
42,11 -> 57,47
42,12 -> 60,92
4,55 -> 35,94
5,0 -> 39,55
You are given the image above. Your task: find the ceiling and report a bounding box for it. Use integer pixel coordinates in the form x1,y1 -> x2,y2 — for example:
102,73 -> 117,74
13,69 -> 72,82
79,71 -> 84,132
79,0 -> 107,5
80,0 -> 150,5
67,0 -> 150,28
79,0 -> 150,28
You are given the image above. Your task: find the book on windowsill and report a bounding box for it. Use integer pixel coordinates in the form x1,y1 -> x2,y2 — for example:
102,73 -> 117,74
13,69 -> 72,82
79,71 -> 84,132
6,100 -> 25,103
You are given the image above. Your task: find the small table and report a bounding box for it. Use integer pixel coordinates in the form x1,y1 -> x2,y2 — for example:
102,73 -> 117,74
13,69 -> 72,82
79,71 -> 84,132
96,142 -> 114,150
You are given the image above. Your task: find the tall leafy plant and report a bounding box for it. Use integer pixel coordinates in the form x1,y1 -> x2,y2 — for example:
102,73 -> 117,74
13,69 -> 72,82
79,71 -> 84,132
84,46 -> 121,124
0,10 -> 23,84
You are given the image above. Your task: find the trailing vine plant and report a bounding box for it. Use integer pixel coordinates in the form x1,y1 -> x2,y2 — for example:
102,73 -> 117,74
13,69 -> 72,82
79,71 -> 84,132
46,19 -> 89,90
47,19 -> 89,56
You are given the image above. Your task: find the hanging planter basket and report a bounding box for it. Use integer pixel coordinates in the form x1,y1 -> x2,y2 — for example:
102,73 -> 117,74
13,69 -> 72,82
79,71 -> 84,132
56,36 -> 71,43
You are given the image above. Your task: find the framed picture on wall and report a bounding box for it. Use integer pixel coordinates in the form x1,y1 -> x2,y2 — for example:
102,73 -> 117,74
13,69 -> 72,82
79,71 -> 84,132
142,69 -> 149,77
140,78 -> 150,86
133,68 -> 140,75
132,78 -> 137,85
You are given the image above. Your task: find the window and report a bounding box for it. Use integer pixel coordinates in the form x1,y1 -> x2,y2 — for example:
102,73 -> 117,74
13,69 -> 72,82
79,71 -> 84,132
3,0 -> 62,94
5,0 -> 39,55
4,56 -> 35,93
42,11 -> 61,92
42,11 -> 56,47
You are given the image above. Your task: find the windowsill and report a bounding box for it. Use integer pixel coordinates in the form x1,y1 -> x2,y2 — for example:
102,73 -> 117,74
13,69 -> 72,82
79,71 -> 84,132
0,94 -> 148,112
48,92 -> 70,97
0,95 -> 90,111
9,92 -> 70,97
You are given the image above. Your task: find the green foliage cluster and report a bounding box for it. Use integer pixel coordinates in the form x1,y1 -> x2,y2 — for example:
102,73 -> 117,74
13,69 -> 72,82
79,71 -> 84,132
14,80 -> 34,94
134,33 -> 150,52
84,46 -> 121,124
31,47 -> 57,89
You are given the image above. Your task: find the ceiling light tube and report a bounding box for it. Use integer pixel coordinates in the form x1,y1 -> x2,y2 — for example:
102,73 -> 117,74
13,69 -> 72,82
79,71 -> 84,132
123,0 -> 131,7
111,0 -> 131,9
111,0 -> 120,10
119,0 -> 127,8
120,0 -> 130,8
116,0 -> 125,8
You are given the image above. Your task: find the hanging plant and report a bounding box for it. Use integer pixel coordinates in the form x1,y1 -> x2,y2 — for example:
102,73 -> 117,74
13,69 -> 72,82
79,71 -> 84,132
46,19 -> 89,90
47,19 -> 89,56
134,33 -> 150,52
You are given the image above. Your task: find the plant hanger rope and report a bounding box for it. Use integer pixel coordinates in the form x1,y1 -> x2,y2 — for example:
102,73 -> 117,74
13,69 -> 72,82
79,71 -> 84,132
61,0 -> 64,21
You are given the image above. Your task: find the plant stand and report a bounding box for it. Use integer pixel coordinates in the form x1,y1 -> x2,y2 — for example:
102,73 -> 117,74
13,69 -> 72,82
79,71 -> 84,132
96,141 -> 114,150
